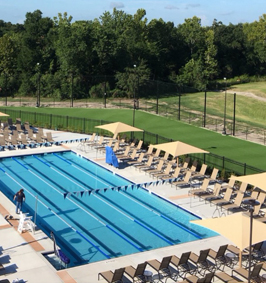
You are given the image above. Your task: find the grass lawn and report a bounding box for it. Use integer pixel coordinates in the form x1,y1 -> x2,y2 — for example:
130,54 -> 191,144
4,106 -> 266,171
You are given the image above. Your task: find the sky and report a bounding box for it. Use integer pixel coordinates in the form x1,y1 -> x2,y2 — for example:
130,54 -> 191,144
0,0 -> 265,27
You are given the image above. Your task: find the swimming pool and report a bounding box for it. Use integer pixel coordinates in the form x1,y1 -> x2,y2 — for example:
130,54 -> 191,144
0,151 -> 217,267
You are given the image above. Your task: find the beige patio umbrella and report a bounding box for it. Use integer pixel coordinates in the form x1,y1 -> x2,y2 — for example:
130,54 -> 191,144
230,172 -> 266,192
151,141 -> 209,158
95,122 -> 143,138
191,212 -> 266,266
0,112 -> 9,117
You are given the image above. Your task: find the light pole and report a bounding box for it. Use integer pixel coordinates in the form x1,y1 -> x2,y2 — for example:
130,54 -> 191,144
133,64 -> 136,126
242,198 -> 260,283
222,77 -> 227,135
36,63 -> 40,107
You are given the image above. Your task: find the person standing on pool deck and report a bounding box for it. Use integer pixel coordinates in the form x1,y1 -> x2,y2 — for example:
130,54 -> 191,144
13,189 -> 25,214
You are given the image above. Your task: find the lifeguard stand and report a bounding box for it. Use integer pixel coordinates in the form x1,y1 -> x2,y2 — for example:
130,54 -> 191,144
17,212 -> 35,234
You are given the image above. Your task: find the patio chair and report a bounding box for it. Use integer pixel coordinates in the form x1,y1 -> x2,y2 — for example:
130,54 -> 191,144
124,262 -> 147,282
210,187 -> 234,207
191,164 -> 207,180
181,160 -> 197,173
221,178 -> 236,191
146,255 -> 173,281
160,166 -> 181,182
206,167 -> 219,183
160,151 -> 169,162
189,249 -> 216,275
221,190 -> 245,214
90,135 -> 104,148
120,148 -> 138,162
153,163 -> 173,179
208,244 -> 228,270
171,252 -> 197,278
189,178 -> 211,196
243,189 -> 259,201
0,136 -> 7,150
135,155 -> 154,171
171,170 -> 192,189
127,152 -> 145,165
134,140 -> 143,151
143,145 -> 154,157
146,159 -> 165,175
17,134 -> 28,149
16,123 -> 24,133
98,267 -> 125,283
232,262 -> 263,282
179,272 -> 215,283
45,132 -> 55,143
116,146 -> 130,159
215,271 -> 245,283
200,183 -> 222,203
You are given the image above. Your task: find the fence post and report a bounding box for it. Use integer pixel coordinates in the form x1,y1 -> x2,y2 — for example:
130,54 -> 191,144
222,156 -> 225,169
83,118 -> 85,133
156,134 -> 158,144
244,163 -> 246,175
50,114 -> 52,128
66,116 -> 69,129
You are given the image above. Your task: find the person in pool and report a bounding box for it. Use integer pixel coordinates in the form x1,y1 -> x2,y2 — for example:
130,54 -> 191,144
13,189 -> 26,214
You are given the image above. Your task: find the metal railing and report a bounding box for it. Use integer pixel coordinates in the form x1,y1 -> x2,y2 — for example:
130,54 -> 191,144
1,108 -> 264,177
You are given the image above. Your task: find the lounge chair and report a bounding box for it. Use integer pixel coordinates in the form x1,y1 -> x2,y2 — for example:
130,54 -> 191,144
243,189 -> 259,201
90,135 -> 104,148
146,159 -> 165,175
210,187 -> 234,207
134,140 -> 143,151
98,267 -> 125,283
124,262 -> 147,282
189,249 -> 216,275
17,134 -> 28,149
146,255 -> 172,281
191,164 -> 207,180
127,152 -> 145,165
189,178 -> 211,196
221,178 -> 236,191
250,192 -> 266,219
46,132 -> 55,143
200,183 -> 221,203
220,190 -> 245,214
172,171 -> 192,189
206,167 -> 219,183
135,156 -> 154,171
143,145 -> 154,157
153,163 -> 172,179
232,262 -> 263,282
181,160 -> 197,173
215,271 -> 245,283
160,166 -> 181,182
180,272 -> 215,283
120,149 -> 138,162
116,146 -> 130,159
208,244 -> 228,270
170,252 -> 197,278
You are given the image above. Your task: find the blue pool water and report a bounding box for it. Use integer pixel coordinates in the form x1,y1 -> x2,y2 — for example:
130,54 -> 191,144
0,151 -> 217,267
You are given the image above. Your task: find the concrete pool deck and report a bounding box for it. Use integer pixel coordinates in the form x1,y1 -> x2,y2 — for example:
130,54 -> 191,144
0,130 -> 238,283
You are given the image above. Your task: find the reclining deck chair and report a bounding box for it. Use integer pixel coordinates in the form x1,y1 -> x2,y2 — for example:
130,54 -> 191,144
232,262 -> 263,282
172,171 -> 192,189
208,244 -> 228,270
179,272 -> 215,283
125,262 -> 147,282
171,252 -> 197,278
146,256 -> 173,281
98,267 -> 125,283
189,249 -> 216,276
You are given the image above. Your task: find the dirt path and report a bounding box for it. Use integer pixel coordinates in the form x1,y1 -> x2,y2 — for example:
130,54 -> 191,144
227,90 -> 266,102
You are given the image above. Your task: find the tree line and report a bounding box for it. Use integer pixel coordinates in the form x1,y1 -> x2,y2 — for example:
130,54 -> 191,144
0,9 -> 266,101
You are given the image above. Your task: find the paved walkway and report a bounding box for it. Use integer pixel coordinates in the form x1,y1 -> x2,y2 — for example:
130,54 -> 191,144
0,130 -> 235,283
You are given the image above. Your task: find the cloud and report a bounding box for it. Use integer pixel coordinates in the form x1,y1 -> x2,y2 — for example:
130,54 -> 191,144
185,4 -> 200,9
219,11 -> 235,16
165,5 -> 179,10
110,2 -> 124,9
